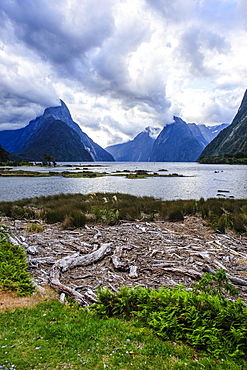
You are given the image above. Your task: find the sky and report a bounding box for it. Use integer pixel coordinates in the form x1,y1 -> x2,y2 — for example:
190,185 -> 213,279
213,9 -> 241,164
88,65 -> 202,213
0,0 -> 246,148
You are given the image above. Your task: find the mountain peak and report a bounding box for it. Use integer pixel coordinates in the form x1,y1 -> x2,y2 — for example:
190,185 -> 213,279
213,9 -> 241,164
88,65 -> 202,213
173,116 -> 186,124
44,99 -> 73,125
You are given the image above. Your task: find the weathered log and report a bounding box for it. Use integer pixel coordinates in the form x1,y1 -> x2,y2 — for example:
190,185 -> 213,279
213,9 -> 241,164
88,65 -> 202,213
161,267 -> 202,279
112,246 -> 126,270
229,276 -> 247,287
108,282 -> 119,293
29,256 -> 57,264
49,243 -> 112,305
71,274 -> 93,280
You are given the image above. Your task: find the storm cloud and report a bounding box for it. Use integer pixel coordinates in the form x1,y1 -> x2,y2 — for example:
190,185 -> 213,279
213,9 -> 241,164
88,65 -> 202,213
0,0 -> 246,146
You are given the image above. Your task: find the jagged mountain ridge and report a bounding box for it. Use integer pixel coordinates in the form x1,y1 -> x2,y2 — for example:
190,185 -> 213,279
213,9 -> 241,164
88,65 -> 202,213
0,100 -> 114,162
199,90 -> 247,158
106,119 -> 228,162
106,127 -> 161,161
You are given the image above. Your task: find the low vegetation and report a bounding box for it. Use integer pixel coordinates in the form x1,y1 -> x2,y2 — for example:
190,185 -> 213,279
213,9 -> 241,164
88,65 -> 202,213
0,164 -> 186,178
0,225 -> 34,296
1,271 -> 247,369
0,193 -> 246,234
94,270 -> 247,359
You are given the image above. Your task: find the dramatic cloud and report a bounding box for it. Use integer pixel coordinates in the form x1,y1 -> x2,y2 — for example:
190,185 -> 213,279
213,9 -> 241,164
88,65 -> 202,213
0,0 -> 246,146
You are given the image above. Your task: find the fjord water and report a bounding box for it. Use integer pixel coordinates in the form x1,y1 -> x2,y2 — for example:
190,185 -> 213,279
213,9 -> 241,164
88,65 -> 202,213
1,162 -> 246,202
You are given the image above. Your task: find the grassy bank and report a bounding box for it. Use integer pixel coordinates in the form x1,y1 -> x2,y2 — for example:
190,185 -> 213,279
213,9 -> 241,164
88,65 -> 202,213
1,300 -> 247,370
0,193 -> 246,234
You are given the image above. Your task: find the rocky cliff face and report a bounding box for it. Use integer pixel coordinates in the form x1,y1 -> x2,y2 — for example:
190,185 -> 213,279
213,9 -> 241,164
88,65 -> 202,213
106,127 -> 161,161
0,100 -> 114,162
199,90 -> 247,158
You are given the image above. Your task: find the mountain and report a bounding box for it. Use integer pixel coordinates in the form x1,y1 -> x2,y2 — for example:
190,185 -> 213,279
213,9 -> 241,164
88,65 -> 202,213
17,120 -> 93,162
199,90 -> 247,159
151,117 -> 206,162
0,100 -> 114,162
105,127 -> 161,161
106,119 -> 228,162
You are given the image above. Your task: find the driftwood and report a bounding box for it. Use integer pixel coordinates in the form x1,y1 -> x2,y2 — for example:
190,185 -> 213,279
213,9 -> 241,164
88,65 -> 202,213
112,246 -> 126,270
160,267 -> 202,279
49,243 -> 112,305
129,265 -> 138,278
111,245 -> 133,270
3,216 -> 247,306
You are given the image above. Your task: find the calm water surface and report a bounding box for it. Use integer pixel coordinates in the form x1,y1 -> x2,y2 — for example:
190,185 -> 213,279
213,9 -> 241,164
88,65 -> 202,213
1,162 -> 246,201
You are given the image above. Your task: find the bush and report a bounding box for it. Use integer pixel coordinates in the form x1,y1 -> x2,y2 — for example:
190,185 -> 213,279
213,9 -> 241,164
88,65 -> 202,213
0,225 -> 34,295
70,211 -> 86,228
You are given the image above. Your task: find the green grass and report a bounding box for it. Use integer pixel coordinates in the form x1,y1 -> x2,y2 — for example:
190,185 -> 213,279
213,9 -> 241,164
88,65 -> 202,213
1,300 -> 246,370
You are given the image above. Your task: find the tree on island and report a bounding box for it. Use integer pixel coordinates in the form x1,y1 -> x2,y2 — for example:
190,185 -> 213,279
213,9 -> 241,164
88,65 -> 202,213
43,154 -> 56,167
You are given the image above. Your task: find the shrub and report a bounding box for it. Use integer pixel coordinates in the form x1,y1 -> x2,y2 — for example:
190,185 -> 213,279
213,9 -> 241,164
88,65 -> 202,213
0,226 -> 34,295
232,214 -> 246,234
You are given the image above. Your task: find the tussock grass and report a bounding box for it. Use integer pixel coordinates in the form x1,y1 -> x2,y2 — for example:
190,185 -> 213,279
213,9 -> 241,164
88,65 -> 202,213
0,193 -> 246,233
25,222 -> 44,233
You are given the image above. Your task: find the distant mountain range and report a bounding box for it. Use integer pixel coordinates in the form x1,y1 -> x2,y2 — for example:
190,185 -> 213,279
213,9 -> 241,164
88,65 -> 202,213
0,100 -> 114,162
1,90 -> 245,163
106,118 -> 228,162
199,89 -> 247,160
